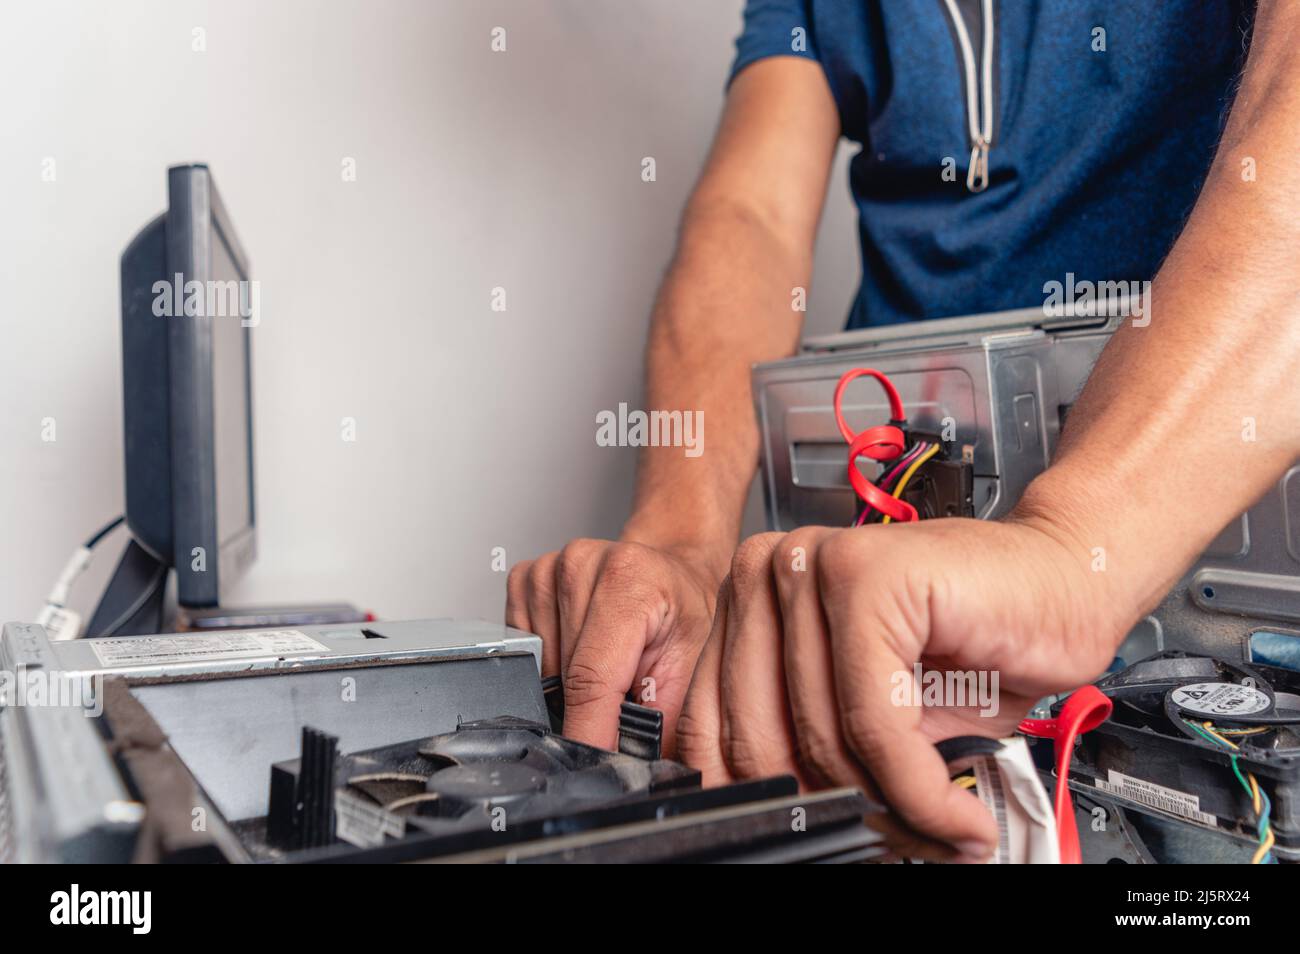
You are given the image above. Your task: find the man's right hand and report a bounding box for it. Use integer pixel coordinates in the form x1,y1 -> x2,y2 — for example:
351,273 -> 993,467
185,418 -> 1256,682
505,539 -> 720,754
504,58 -> 840,757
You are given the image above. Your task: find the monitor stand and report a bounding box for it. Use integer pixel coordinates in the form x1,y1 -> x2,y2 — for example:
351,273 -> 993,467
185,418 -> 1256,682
86,539 -> 370,639
85,539 -> 170,638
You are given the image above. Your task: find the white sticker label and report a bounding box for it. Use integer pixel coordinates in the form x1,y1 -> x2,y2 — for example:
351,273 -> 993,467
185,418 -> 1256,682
1169,681 -> 1271,717
335,790 -> 405,848
88,629 -> 330,668
1095,770 -> 1218,827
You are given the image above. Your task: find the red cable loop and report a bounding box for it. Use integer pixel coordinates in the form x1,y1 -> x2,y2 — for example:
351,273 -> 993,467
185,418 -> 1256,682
833,368 -> 918,523
1017,685 -> 1113,864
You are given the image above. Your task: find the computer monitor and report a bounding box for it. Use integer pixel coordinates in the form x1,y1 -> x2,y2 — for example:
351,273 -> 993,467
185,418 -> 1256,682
87,164 -> 256,635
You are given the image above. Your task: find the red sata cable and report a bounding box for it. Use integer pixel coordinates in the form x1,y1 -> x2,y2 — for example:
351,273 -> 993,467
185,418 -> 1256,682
855,441 -> 929,526
833,368 -> 919,524
1017,686 -> 1113,864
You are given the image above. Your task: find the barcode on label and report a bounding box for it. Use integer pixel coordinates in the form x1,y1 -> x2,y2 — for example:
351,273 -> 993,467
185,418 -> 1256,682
1095,770 -> 1217,827
335,790 -> 405,848
973,758 -> 1010,864
88,629 -> 329,668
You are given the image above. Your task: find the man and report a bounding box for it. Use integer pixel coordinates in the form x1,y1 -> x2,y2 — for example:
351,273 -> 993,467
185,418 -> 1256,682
507,0 -> 1300,861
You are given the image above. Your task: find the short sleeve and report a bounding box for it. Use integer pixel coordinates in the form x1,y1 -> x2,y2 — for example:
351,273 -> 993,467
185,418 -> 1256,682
729,0 -> 819,87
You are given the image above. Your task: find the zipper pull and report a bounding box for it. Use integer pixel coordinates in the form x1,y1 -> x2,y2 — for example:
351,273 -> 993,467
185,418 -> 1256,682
967,135 -> 990,193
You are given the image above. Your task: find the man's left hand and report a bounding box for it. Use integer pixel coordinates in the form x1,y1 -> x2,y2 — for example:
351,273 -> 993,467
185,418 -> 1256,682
675,516 -> 1128,862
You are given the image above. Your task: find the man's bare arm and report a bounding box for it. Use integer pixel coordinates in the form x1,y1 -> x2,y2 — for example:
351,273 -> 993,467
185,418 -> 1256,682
507,57 -> 841,749
620,58 -> 842,584
1016,0 -> 1300,629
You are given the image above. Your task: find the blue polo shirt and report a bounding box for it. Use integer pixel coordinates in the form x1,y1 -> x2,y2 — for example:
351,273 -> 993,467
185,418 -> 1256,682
731,0 -> 1254,327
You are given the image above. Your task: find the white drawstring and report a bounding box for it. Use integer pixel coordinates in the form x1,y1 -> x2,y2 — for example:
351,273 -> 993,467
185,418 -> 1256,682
942,0 -> 995,193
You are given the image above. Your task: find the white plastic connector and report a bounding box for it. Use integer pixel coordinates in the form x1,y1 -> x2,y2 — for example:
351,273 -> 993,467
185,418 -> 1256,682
37,605 -> 83,641
35,545 -> 93,640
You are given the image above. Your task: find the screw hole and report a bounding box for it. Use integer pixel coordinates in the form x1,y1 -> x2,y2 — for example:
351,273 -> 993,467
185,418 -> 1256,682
1202,586 -> 1216,600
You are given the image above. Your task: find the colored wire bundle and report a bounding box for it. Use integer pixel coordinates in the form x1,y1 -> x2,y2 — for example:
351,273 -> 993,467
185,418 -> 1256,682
833,367 -> 930,525
1183,718 -> 1276,864
881,443 -> 942,525
853,442 -> 942,526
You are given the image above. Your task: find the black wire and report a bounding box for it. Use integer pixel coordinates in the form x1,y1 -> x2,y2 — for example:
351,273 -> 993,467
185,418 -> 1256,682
97,563 -> 167,638
84,515 -> 125,549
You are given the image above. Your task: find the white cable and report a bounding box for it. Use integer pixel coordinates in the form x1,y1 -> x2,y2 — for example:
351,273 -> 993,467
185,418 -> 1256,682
35,517 -> 124,640
41,546 -> 92,610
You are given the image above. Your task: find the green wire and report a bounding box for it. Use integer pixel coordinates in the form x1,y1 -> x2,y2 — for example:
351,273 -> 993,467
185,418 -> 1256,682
1184,719 -> 1271,860
1228,755 -> 1252,798
1185,721 -> 1254,796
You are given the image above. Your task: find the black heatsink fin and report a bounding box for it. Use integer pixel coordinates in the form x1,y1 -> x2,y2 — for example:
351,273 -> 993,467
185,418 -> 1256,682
297,726 -> 339,850
618,701 -> 663,760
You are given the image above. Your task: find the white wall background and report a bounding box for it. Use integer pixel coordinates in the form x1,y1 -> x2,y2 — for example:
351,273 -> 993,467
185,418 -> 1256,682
0,0 -> 859,625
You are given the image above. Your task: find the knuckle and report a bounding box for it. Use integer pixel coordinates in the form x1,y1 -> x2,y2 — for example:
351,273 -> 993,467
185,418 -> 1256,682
839,705 -> 877,757
793,720 -> 844,786
711,574 -> 733,614
729,532 -> 783,584
772,528 -> 817,587
526,553 -> 558,600
506,559 -> 533,591
556,539 -> 601,594
564,656 -> 616,708
559,537 -> 603,570
505,560 -> 536,610
721,726 -> 773,779
675,706 -> 709,763
815,533 -> 861,594
599,542 -> 647,587
837,704 -> 892,777
598,545 -> 672,616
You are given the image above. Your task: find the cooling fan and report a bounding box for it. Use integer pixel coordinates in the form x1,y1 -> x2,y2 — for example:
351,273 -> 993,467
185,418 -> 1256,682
264,715 -> 698,856
1099,652 -> 1300,743
1065,651 -> 1300,862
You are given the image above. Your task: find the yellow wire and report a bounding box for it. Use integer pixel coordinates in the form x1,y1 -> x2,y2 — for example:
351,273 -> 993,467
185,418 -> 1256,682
953,775 -> 977,789
1253,826 -> 1276,864
1204,721 -> 1273,864
881,444 -> 942,525
1248,774 -> 1262,818
1199,721 -> 1239,751
1251,772 -> 1275,863
1253,838 -> 1275,864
